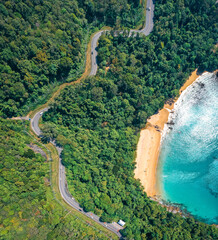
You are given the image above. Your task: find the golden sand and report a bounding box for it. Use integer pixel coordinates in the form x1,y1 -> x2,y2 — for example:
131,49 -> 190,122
134,70 -> 199,196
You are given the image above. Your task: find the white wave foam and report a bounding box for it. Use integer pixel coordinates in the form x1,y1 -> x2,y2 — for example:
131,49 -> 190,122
161,72 -> 218,146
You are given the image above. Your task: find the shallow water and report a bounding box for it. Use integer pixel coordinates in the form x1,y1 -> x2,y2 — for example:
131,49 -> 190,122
158,72 -> 218,224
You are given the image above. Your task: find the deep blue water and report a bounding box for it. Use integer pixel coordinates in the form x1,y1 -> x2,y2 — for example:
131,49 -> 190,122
158,72 -> 218,224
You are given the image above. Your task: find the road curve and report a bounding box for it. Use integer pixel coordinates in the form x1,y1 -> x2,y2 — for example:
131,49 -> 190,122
31,1 -> 155,238
90,0 -> 154,76
31,108 -> 123,237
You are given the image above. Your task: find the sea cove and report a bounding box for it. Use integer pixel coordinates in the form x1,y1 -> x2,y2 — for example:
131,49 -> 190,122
158,72 -> 218,224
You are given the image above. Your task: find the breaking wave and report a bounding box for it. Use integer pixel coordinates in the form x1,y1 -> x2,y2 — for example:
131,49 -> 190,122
158,72 -> 218,224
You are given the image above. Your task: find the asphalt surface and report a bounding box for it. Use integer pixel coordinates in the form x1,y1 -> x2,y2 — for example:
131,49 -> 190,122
31,108 -> 123,237
31,1 -> 155,238
31,108 -> 48,136
90,0 -> 154,76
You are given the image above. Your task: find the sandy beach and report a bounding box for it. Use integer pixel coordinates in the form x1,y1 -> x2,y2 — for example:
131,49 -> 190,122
134,70 -> 199,197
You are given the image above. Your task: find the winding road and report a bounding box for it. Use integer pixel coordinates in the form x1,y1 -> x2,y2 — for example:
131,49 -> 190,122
31,109 -> 123,237
90,0 -> 154,76
31,1 -> 154,238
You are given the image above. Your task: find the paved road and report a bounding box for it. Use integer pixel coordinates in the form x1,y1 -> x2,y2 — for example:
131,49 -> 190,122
90,0 -> 154,76
139,0 -> 154,35
31,1 -> 155,238
89,31 -> 104,76
31,108 -> 123,237
31,108 -> 49,136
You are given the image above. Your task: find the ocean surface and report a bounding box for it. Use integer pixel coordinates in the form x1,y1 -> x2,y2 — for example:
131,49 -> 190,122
158,72 -> 218,224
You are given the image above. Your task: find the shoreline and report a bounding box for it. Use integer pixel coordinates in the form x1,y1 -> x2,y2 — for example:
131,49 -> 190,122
134,69 -> 199,197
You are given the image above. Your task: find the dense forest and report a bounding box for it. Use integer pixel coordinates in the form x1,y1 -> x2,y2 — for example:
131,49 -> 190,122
78,0 -> 144,27
0,119 -> 110,239
1,0 -> 218,239
42,0 -> 218,239
97,1 -> 217,93
0,0 -> 143,118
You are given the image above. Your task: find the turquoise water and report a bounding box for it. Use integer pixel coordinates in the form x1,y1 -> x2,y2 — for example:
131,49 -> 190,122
158,72 -> 218,224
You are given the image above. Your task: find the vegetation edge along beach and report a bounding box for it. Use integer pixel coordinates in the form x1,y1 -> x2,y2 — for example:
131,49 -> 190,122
135,69 -> 201,197
1,0 -> 218,239
134,69 -> 218,214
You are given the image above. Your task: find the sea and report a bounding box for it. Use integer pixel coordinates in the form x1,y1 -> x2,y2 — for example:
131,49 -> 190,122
157,72 -> 218,224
